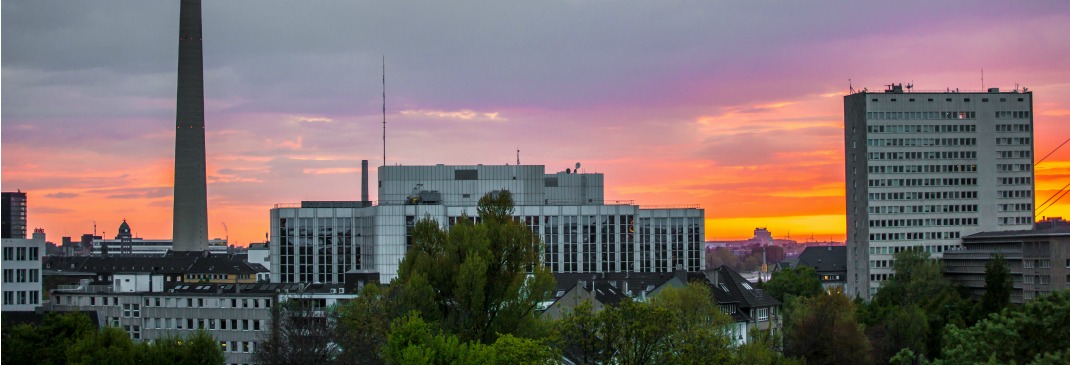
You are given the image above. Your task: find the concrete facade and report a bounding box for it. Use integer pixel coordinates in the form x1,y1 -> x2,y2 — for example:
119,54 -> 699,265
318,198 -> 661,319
1,229 -> 45,311
270,164 -> 704,283
844,85 -> 1035,299
172,0 -> 209,252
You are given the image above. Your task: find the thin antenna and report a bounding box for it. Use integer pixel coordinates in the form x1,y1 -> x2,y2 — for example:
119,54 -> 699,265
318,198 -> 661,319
849,78 -> 853,93
382,55 -> 387,167
516,148 -> 520,165
981,69 -> 984,90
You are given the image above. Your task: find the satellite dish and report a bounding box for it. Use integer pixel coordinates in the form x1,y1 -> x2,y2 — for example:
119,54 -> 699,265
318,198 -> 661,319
575,162 -> 581,171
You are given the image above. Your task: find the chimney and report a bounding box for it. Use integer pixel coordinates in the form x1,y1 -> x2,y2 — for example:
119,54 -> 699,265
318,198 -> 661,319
361,159 -> 370,206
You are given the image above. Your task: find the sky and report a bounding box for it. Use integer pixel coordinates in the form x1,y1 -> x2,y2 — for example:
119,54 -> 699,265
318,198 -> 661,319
3,1 -> 1070,246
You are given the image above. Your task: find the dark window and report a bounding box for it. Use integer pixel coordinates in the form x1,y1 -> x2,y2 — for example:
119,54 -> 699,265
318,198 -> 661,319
454,169 -> 478,180
544,178 -> 559,187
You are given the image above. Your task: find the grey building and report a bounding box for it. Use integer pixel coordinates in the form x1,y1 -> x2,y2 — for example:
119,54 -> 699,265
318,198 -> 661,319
943,218 -> 1070,304
2,191 -> 27,239
796,245 -> 847,289
844,84 -> 1035,299
2,228 -> 46,311
270,164 -> 704,283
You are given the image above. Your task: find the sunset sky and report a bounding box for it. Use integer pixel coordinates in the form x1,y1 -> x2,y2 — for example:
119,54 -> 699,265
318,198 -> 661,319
3,1 -> 1070,246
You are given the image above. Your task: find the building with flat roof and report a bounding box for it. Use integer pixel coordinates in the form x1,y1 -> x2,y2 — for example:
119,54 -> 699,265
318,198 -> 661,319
2,191 -> 27,239
943,218 -> 1070,304
2,228 -> 45,311
270,164 -> 704,283
844,84 -> 1035,299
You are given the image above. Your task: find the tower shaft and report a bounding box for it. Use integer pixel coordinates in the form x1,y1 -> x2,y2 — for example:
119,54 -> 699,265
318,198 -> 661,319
172,0 -> 208,252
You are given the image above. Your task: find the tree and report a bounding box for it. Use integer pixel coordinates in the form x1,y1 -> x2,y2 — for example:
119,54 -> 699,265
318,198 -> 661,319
255,297 -> 340,365
394,190 -> 555,343
2,311 -> 96,365
937,290 -> 1070,365
785,287 -> 872,365
384,312 -> 555,365
706,247 -> 740,271
980,254 -> 1012,316
649,282 -> 734,364
763,265 -> 823,303
142,330 -> 225,365
550,301 -> 613,364
336,284 -> 392,365
65,327 -> 142,365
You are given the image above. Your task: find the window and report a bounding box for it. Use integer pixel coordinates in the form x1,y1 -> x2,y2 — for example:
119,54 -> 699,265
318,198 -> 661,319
2,247 -> 11,260
16,247 -> 26,261
3,269 -> 12,283
756,308 -> 769,321
122,303 -> 141,317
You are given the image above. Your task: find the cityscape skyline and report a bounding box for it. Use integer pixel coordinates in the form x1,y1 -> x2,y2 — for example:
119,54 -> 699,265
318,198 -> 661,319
3,1 -> 1070,246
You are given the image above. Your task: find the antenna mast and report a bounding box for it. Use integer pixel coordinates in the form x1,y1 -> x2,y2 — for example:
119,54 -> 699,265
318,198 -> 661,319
382,55 -> 387,167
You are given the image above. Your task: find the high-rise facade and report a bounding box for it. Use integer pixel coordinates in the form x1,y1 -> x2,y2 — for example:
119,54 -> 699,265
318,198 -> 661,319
844,85 -> 1035,299
2,191 -> 27,239
172,0 -> 209,251
270,164 -> 705,283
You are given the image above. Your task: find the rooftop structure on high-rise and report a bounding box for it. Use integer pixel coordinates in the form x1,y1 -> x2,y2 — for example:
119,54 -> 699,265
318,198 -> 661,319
844,84 -> 1035,299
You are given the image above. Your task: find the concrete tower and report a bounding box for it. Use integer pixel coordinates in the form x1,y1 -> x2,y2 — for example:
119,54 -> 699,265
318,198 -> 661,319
172,0 -> 209,252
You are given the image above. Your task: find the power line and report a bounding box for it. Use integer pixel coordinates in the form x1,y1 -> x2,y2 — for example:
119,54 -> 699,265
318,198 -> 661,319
1037,186 -> 1070,218
1035,135 -> 1070,166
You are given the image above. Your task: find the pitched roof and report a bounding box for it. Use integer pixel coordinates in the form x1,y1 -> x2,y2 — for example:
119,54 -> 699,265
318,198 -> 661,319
43,251 -> 267,275
797,246 -> 847,273
701,266 -> 780,309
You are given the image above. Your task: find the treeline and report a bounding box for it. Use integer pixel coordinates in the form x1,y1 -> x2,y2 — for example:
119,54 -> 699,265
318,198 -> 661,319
2,311 -> 224,365
764,250 -> 1070,365
256,191 -> 797,364
707,245 -> 786,273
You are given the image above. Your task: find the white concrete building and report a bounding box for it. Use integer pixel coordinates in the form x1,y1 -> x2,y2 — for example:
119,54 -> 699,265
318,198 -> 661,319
2,228 -> 46,311
270,164 -> 705,283
844,85 -> 1035,299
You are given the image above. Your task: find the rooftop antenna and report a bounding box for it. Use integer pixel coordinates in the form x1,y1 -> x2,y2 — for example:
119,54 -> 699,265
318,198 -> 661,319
981,69 -> 985,90
516,148 -> 520,165
849,78 -> 853,94
382,55 -> 387,167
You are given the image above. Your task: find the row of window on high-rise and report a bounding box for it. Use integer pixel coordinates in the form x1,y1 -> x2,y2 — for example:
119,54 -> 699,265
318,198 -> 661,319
865,111 -> 978,120
995,137 -> 1031,145
868,151 -> 977,160
866,124 -> 976,134
995,123 -> 1031,132
867,164 -> 977,174
868,231 -> 962,241
868,177 -> 978,187
868,217 -> 979,228
2,290 -> 39,305
997,216 -> 1034,225
867,191 -> 978,201
2,247 -> 39,261
997,150 -> 1032,159
868,204 -> 978,214
867,137 -> 976,147
2,269 -> 39,283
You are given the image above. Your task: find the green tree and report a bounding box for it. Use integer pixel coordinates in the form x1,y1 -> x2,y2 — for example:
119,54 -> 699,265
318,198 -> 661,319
336,284 -> 392,365
649,282 -> 734,364
2,311 -> 96,365
602,299 -> 676,365
936,290 -> 1070,365
785,287 -> 872,365
550,301 -> 613,364
394,190 -> 555,343
706,247 -> 740,271
763,265 -> 823,303
384,312 -> 554,365
66,327 -> 142,365
143,330 -> 225,365
867,248 -> 970,360
980,254 -> 1012,316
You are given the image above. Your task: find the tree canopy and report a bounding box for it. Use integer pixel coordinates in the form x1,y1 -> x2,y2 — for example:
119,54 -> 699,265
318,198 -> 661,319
394,190 -> 555,343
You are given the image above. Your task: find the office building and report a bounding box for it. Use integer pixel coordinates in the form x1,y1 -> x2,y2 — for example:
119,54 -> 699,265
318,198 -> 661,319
943,218 -> 1070,304
844,84 -> 1035,299
2,228 -> 45,311
88,220 -> 228,256
172,0 -> 210,252
270,164 -> 705,283
2,191 -> 28,239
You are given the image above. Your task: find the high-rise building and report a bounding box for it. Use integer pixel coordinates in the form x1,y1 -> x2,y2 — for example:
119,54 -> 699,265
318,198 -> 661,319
172,0 -> 209,252
270,164 -> 705,283
844,84 -> 1035,299
2,191 -> 27,239
2,228 -> 45,311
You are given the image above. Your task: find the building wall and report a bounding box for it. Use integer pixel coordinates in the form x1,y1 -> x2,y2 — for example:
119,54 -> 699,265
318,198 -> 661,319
845,90 -> 1034,299
2,236 -> 44,311
51,291 -> 272,365
2,192 -> 27,239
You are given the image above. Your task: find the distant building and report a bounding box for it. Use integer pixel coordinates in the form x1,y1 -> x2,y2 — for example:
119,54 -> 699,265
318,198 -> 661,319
246,242 -> 270,282
844,85 -> 1035,299
796,246 -> 847,289
2,191 -> 28,239
271,164 -> 705,283
2,228 -> 45,311
88,220 -> 228,257
943,218 -> 1070,304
